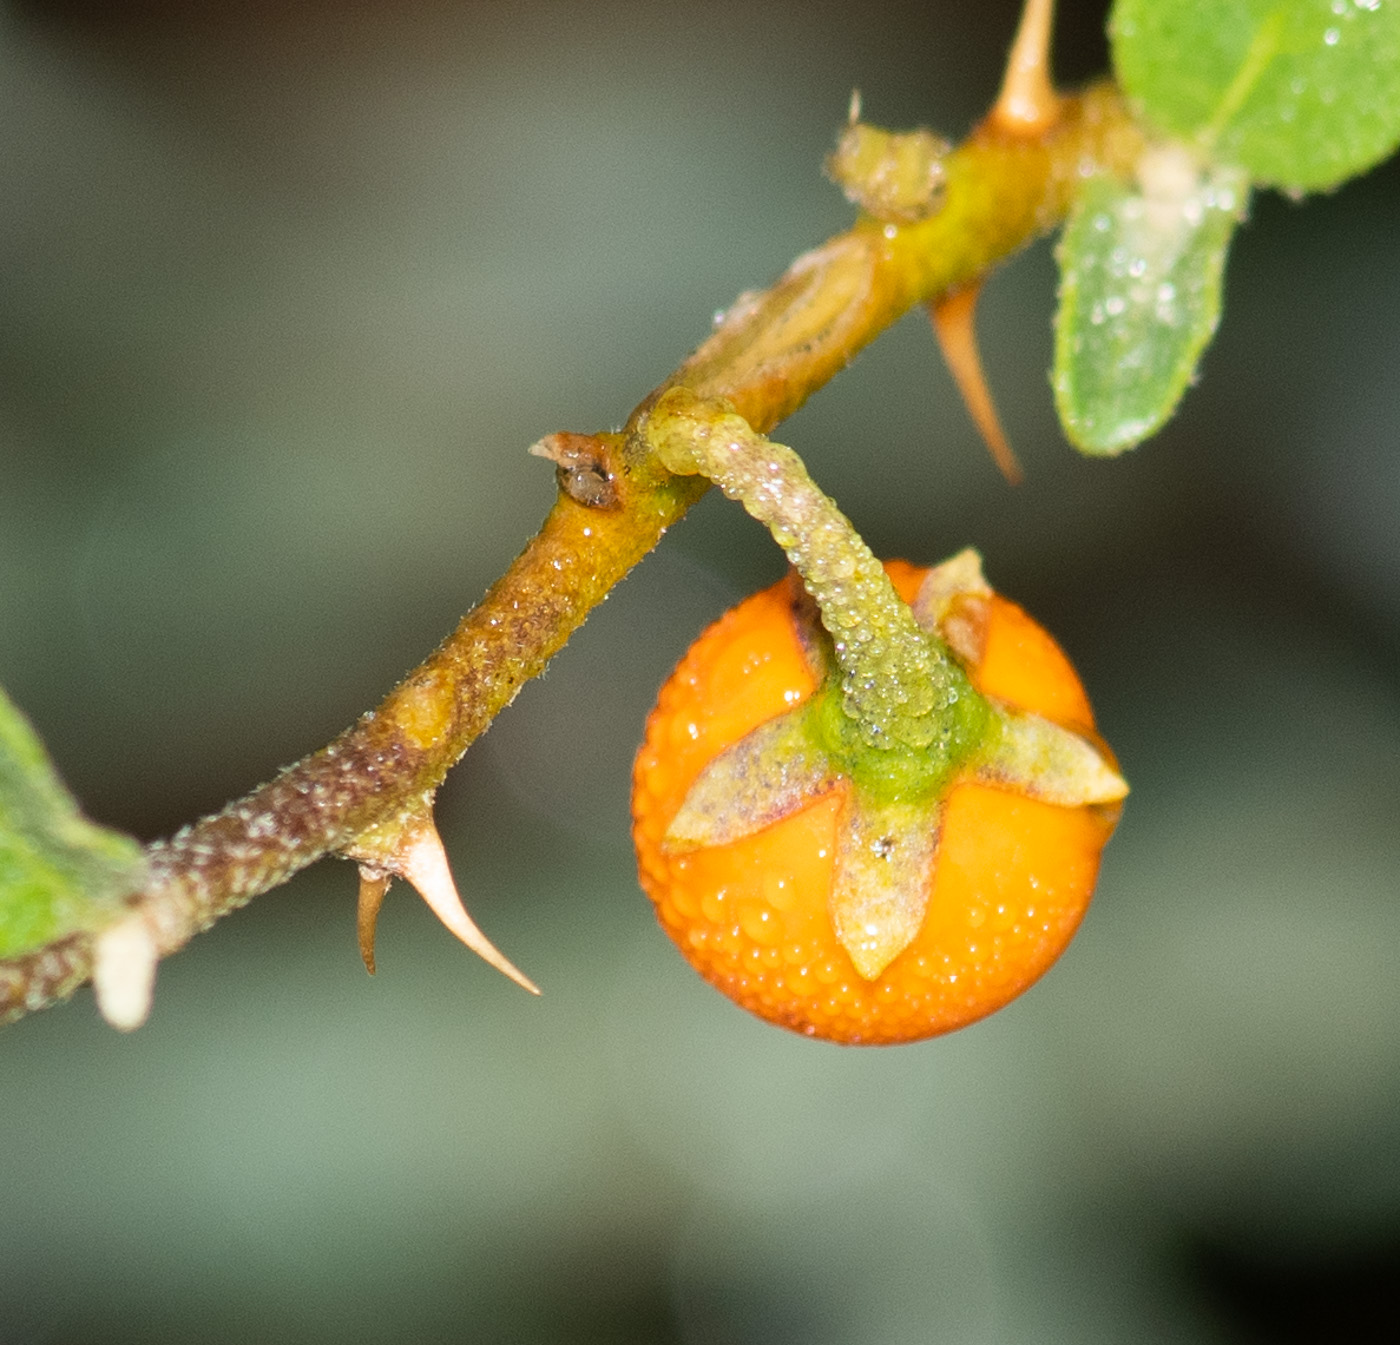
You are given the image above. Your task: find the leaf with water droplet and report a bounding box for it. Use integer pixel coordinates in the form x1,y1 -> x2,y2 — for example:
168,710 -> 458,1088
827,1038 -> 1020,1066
0,684 -> 146,959
1111,0 -> 1400,192
1053,150 -> 1247,455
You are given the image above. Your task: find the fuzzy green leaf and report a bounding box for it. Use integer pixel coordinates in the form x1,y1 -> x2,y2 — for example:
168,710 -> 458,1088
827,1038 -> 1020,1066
0,684 -> 146,959
1053,153 -> 1247,456
1111,0 -> 1400,191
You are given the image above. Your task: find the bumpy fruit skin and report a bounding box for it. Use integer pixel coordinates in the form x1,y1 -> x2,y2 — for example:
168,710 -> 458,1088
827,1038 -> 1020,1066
631,561 -> 1120,1045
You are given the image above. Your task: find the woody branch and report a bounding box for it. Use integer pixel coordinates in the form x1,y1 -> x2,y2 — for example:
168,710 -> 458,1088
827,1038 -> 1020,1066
1,75 -> 1143,1026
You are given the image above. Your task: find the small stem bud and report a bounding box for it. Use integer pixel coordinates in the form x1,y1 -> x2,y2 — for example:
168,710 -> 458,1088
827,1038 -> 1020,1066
93,915 -> 158,1031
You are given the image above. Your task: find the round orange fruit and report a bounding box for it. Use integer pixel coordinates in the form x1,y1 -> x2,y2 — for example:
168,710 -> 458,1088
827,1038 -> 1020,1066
630,560 -> 1121,1044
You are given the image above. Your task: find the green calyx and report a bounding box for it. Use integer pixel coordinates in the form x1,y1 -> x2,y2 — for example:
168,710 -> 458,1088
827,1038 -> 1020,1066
808,638 -> 992,807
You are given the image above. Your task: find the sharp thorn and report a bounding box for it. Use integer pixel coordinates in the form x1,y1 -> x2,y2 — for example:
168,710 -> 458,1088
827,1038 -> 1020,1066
398,823 -> 541,996
927,285 -> 1023,485
990,0 -> 1060,136
356,866 -> 392,975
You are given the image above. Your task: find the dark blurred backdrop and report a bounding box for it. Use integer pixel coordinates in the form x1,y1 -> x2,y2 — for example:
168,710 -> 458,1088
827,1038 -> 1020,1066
2,2 -> 1398,1341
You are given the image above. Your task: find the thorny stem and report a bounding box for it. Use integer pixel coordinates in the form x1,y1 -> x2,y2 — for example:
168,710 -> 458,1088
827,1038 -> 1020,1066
1,81 -> 1144,1025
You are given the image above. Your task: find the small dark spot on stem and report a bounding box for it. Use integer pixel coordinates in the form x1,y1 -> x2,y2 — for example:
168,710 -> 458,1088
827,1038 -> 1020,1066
529,432 -> 620,509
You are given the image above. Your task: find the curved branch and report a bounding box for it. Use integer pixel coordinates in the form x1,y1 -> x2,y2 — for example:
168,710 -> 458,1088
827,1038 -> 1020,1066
1,82 -> 1143,1026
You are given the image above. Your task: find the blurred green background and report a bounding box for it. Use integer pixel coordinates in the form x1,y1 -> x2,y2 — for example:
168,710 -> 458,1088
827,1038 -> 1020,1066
2,1 -> 1398,1340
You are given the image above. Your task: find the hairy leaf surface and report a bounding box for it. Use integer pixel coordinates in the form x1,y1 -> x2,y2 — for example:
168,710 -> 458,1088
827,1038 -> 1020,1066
1112,0 -> 1400,191
0,685 -> 145,958
1054,154 -> 1246,455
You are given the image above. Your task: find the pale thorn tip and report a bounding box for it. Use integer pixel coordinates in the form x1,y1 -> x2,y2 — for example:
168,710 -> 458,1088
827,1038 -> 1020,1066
927,286 -> 1023,484
847,87 -> 862,125
93,914 -> 159,1031
399,825 -> 541,996
991,0 -> 1060,136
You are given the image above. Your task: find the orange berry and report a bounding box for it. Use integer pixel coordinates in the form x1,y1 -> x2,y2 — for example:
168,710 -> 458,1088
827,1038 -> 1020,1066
631,560 -> 1122,1045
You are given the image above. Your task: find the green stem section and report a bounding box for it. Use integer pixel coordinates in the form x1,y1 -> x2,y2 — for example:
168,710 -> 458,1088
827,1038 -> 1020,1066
1,81 -> 1144,1026
644,387 -> 966,754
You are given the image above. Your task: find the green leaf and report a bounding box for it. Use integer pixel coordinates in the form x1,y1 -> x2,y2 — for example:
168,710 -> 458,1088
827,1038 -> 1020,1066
1053,150 -> 1247,456
1111,0 -> 1400,191
0,683 -> 146,959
